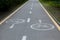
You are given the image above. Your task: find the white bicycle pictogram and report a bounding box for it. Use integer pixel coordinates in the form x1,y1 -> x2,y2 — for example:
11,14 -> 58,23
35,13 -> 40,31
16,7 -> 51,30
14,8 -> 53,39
30,20 -> 55,31
6,19 -> 25,28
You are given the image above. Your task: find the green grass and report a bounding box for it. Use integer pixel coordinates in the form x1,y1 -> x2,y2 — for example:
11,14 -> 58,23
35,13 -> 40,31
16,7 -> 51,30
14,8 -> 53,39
39,0 -> 60,25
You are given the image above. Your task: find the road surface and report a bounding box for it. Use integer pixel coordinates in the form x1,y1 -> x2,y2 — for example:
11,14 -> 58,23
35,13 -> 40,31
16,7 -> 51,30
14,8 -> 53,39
0,0 -> 60,40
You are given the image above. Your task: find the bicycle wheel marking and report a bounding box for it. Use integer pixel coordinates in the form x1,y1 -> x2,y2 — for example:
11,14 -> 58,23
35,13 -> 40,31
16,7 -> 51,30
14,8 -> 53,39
5,19 -> 25,29
6,19 -> 25,24
30,23 -> 55,31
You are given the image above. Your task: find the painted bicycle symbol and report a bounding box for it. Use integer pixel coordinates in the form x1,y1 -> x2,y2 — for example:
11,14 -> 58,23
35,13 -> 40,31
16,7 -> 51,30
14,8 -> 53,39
6,19 -> 25,28
30,20 -> 55,31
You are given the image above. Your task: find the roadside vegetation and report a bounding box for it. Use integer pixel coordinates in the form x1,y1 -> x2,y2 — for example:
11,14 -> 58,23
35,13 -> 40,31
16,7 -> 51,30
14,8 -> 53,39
39,0 -> 60,25
0,0 -> 28,21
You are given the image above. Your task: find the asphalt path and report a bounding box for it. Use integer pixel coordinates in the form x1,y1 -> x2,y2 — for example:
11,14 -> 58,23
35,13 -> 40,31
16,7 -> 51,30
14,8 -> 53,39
0,0 -> 60,40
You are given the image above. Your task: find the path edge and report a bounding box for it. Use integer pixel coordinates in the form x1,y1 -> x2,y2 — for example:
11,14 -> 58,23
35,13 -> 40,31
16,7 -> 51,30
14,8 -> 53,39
39,2 -> 60,31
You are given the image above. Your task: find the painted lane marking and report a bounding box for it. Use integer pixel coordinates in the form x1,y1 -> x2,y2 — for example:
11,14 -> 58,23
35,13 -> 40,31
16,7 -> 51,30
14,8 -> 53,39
27,18 -> 31,23
10,24 -> 15,29
5,19 -> 25,29
30,23 -> 54,31
29,11 -> 32,14
21,35 -> 27,40
6,19 -> 25,24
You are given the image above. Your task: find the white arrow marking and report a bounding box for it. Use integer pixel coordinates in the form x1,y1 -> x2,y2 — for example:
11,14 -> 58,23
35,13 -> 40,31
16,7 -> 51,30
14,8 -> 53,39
21,36 -> 27,40
27,18 -> 30,23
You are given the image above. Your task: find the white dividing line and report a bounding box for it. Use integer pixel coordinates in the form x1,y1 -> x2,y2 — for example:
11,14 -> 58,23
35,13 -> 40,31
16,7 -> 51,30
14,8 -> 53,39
10,24 -> 15,29
21,35 -> 27,40
29,11 -> 32,14
27,18 -> 31,23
